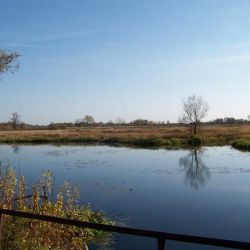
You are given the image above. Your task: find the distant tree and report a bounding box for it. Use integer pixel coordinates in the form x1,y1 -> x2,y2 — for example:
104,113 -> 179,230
224,117 -> 236,124
132,119 -> 149,126
74,118 -> 83,126
179,95 -> 209,135
48,122 -> 71,129
83,115 -> 95,124
0,50 -> 20,76
115,117 -> 125,124
214,118 -> 224,124
10,112 -> 21,130
106,120 -> 114,125
212,117 -> 249,125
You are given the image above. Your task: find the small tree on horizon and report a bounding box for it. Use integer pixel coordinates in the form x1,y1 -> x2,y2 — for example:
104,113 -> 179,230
179,95 -> 209,135
83,115 -> 95,125
115,117 -> 125,125
10,112 -> 21,130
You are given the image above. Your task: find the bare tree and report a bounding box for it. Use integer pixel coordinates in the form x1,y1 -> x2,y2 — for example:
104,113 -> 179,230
74,118 -> 83,126
115,117 -> 126,125
0,50 -> 20,76
179,95 -> 209,135
106,120 -> 114,125
10,112 -> 21,130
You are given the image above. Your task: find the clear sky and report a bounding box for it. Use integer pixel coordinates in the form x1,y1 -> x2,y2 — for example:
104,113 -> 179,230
1,0 -> 250,124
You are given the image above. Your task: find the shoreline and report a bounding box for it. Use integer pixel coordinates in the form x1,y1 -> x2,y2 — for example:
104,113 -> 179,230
0,125 -> 249,150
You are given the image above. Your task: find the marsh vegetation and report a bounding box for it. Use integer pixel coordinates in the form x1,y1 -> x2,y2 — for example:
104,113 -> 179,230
0,165 -> 113,250
0,124 -> 249,149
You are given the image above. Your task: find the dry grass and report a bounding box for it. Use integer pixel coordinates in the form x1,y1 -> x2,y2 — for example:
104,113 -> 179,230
0,124 -> 250,146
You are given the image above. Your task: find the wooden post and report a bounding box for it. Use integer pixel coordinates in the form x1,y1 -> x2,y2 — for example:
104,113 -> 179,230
0,212 -> 2,250
157,238 -> 165,250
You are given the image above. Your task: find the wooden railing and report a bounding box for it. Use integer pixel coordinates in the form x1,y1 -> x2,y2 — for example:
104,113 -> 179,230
0,208 -> 249,250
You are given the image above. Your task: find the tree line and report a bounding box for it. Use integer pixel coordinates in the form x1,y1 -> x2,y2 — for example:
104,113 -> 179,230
1,111 -> 249,131
1,49 -> 250,134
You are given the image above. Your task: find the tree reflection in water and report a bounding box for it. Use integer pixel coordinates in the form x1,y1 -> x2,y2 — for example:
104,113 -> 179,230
12,145 -> 20,154
179,149 -> 210,189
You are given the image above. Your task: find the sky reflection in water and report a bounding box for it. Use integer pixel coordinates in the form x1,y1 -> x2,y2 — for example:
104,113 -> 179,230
0,145 -> 250,250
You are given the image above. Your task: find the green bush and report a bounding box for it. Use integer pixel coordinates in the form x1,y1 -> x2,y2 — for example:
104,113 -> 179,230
187,137 -> 202,147
0,167 -> 113,250
130,138 -> 171,148
170,138 -> 183,147
232,139 -> 250,151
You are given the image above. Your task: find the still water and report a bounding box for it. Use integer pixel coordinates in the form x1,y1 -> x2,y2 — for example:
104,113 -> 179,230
1,144 -> 250,250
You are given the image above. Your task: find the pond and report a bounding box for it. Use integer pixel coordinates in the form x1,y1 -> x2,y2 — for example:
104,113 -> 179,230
1,144 -> 250,250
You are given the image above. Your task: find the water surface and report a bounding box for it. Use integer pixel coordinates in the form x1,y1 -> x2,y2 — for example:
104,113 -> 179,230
1,145 -> 250,250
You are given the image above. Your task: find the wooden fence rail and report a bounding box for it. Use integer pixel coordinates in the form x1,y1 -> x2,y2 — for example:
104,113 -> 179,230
0,208 -> 250,250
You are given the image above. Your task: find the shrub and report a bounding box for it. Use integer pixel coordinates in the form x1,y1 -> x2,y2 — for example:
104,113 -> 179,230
170,138 -> 182,147
130,138 -> 170,147
232,139 -> 250,151
0,166 -> 113,250
187,137 -> 202,147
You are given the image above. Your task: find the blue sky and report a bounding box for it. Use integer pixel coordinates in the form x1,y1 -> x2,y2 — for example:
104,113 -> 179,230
1,0 -> 250,124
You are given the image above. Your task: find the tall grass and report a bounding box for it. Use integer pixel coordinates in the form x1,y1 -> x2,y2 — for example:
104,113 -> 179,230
1,124 -> 250,147
0,166 -> 113,250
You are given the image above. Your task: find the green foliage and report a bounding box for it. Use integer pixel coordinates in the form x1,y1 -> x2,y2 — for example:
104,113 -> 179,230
0,167 -> 113,250
48,123 -> 72,130
129,138 -> 171,148
102,137 -> 122,144
232,139 -> 250,151
83,115 -> 95,125
187,136 -> 202,147
131,119 -> 149,126
170,138 -> 182,147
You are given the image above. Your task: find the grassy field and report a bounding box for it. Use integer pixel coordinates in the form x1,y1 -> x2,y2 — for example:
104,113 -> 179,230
0,124 -> 250,148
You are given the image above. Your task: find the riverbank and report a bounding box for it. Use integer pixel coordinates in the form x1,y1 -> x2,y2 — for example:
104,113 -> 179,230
232,138 -> 250,151
0,124 -> 250,148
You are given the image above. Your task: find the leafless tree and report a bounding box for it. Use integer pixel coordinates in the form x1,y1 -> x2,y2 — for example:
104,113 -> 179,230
179,95 -> 209,135
10,112 -> 21,130
115,117 -> 126,125
0,50 -> 20,76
